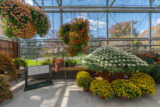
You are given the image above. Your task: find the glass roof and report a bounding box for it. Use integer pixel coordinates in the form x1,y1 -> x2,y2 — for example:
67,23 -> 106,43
30,0 -> 160,7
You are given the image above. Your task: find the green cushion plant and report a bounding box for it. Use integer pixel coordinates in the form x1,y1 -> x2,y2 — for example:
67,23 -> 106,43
90,80 -> 114,100
0,75 -> 13,101
111,79 -> 142,98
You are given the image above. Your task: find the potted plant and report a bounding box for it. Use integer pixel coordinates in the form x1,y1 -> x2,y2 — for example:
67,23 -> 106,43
129,73 -> 156,96
111,79 -> 142,99
90,80 -> 114,100
13,58 -> 27,69
54,58 -> 64,72
76,73 -> 93,92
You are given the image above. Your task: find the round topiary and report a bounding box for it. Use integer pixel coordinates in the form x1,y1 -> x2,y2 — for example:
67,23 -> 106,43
111,79 -> 142,98
90,80 -> 114,100
0,51 -> 17,81
129,73 -> 156,95
0,75 -> 13,101
76,75 -> 93,90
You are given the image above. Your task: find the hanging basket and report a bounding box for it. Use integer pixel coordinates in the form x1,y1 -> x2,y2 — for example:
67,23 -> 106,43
17,22 -> 37,39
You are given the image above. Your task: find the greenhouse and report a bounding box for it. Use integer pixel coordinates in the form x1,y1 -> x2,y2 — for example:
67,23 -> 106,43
0,0 -> 160,107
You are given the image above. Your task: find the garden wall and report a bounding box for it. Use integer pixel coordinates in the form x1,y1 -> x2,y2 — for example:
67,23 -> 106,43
0,39 -> 18,58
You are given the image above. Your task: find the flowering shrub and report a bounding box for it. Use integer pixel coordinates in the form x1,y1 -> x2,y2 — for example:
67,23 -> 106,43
83,46 -> 148,73
0,75 -> 13,101
129,73 -> 156,95
0,0 -> 50,39
135,51 -> 160,64
90,80 -> 114,100
0,51 -> 17,81
58,18 -> 90,56
54,58 -> 64,72
111,79 -> 142,98
76,74 -> 93,89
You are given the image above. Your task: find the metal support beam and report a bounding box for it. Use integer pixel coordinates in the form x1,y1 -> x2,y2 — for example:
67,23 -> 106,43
43,6 -> 160,13
148,0 -> 152,51
106,0 -> 109,45
57,0 -> 63,25
32,0 -> 41,8
110,0 -> 116,7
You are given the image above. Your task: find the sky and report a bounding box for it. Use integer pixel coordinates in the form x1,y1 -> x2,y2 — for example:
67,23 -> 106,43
25,0 -> 160,38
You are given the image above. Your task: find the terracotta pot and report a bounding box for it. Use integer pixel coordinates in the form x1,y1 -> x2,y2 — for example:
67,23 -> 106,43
83,88 -> 89,92
98,95 -> 105,99
121,96 -> 129,99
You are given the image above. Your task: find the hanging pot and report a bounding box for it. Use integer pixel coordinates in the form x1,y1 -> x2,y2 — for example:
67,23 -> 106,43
17,22 -> 37,39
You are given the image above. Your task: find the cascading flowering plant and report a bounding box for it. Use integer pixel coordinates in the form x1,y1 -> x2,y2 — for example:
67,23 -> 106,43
58,18 -> 90,56
0,0 -> 50,39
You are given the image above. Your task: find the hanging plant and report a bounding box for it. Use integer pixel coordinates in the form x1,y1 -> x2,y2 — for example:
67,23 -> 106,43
58,23 -> 71,44
0,0 -> 50,39
58,18 -> 90,56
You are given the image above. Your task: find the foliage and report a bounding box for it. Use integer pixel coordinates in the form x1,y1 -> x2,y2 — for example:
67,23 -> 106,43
83,46 -> 148,73
129,73 -> 155,95
109,20 -> 138,38
0,0 -> 50,39
111,79 -> 142,98
90,80 -> 114,100
0,75 -> 13,101
64,59 -> 77,67
58,18 -> 90,56
135,51 -> 160,64
41,59 -> 51,65
0,51 -> 17,81
149,64 -> 160,83
76,75 -> 93,89
14,58 -> 27,68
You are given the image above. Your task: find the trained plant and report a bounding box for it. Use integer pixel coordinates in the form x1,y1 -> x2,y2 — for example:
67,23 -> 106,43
0,75 -> 13,101
111,79 -> 142,98
58,18 -> 90,56
129,73 -> 156,95
82,46 -> 148,74
0,51 -> 17,81
90,80 -> 114,100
